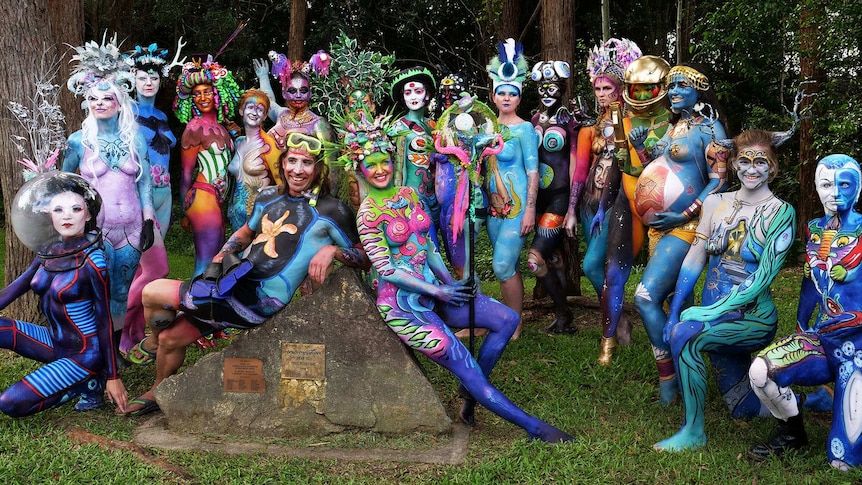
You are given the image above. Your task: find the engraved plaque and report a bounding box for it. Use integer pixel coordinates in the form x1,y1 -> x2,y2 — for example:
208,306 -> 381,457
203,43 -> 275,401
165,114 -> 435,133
281,343 -> 326,380
223,357 -> 266,393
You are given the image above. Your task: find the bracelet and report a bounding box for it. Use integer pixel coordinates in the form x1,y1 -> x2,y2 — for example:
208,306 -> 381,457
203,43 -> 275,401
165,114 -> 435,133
682,200 -> 702,219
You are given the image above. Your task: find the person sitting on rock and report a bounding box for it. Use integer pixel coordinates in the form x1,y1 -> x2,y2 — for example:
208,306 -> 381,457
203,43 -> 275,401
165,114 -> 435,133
123,133 -> 368,416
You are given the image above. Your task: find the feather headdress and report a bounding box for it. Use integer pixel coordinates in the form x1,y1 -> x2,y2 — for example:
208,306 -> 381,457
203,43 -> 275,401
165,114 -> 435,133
268,49 -> 330,88
67,32 -> 135,96
128,38 -> 187,77
586,38 -> 642,85
487,38 -> 528,93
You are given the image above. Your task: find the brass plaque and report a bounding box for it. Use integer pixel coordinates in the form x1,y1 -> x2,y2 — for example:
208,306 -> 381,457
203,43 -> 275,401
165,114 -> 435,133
223,357 -> 266,393
281,343 -> 325,380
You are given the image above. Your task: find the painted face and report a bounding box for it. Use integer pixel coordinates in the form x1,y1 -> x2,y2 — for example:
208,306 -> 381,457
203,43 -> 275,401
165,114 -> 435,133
593,77 -> 619,109
403,81 -> 428,111
87,89 -> 120,119
734,146 -> 772,191
667,74 -> 699,113
242,97 -> 267,129
283,75 -> 311,111
629,83 -> 659,101
439,86 -> 457,110
493,85 -> 521,114
594,157 -> 612,190
191,84 -> 215,113
816,164 -> 862,216
538,82 -> 562,109
359,153 -> 393,190
282,148 -> 318,197
135,70 -> 160,98
49,191 -> 90,239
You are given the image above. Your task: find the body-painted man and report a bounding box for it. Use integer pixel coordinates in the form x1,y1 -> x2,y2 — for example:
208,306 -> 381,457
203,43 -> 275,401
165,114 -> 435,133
630,64 -> 729,405
174,57 -> 243,277
749,154 -> 862,470
336,113 -> 571,442
529,59 -> 580,333
227,89 -> 281,231
125,133 -> 368,416
656,129 -> 796,451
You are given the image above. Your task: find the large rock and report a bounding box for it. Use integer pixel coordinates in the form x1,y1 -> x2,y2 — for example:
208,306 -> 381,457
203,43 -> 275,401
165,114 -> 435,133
155,268 -> 452,437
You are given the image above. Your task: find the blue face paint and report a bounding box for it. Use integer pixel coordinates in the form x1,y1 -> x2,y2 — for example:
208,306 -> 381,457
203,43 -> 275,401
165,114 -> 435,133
667,74 -> 699,113
835,168 -> 862,212
494,85 -> 520,98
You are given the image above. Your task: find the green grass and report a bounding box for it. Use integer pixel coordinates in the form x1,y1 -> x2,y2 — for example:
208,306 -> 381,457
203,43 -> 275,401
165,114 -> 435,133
0,226 -> 858,483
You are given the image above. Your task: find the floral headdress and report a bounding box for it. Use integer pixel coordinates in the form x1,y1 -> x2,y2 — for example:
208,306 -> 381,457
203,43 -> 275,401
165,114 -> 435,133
67,32 -> 135,97
268,49 -> 330,88
128,38 -> 186,77
173,55 -> 242,124
486,38 -> 528,93
587,38 -> 641,86
325,112 -> 398,173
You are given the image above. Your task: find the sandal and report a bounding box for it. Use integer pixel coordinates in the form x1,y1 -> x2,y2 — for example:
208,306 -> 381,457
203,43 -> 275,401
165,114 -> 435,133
125,397 -> 160,417
127,336 -> 156,365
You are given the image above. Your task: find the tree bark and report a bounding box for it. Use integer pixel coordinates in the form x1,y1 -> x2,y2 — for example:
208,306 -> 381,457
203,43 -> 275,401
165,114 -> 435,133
0,0 -> 83,321
288,0 -> 307,60
798,1 -> 826,237
537,0 -> 580,296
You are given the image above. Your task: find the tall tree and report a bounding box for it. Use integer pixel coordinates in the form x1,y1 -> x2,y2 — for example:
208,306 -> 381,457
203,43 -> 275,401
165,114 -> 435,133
0,0 -> 84,321
288,0 -> 307,60
797,1 -> 826,236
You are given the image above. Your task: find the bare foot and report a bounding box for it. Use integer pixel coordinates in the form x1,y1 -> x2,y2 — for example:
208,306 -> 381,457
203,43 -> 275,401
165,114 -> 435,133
511,323 -> 523,340
616,314 -> 632,346
455,328 -> 489,339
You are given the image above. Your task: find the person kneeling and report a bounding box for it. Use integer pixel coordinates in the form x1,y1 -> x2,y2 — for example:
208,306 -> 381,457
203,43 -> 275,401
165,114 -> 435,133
124,133 -> 368,416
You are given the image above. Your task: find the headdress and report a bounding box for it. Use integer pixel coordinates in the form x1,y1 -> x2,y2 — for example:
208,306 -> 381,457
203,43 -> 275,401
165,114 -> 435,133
666,65 -> 710,91
173,55 -> 242,124
587,38 -> 642,86
325,112 -> 398,173
530,61 -> 571,83
434,71 -> 469,117
312,31 -> 396,119
268,49 -> 331,88
67,32 -> 135,97
487,38 -> 528,93
390,67 -> 436,102
128,38 -> 187,77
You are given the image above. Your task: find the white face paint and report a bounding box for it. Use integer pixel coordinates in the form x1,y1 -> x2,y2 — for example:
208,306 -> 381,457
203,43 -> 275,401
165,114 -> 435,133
242,98 -> 267,129
49,192 -> 90,239
135,70 -> 161,98
403,81 -> 428,111
734,146 -> 772,191
816,164 -> 862,216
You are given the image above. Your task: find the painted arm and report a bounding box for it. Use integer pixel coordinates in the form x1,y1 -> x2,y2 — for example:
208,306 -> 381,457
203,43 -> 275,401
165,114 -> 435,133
213,224 -> 255,263
357,203 -> 467,304
521,123 -> 540,236
62,131 -> 83,174
681,201 -> 796,322
0,258 -> 40,311
564,126 -> 594,236
252,58 -> 287,122
133,134 -> 155,220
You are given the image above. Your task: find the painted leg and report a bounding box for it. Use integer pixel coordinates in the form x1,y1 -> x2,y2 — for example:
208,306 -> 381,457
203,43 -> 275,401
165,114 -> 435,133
186,190 -> 226,277
123,232 -> 169,354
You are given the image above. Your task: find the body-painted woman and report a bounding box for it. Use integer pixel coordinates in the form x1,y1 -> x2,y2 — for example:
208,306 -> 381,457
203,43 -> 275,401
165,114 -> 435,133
485,38 -> 539,338
338,114 -> 572,442
63,35 -> 155,350
123,41 -> 183,360
591,55 -> 672,365
657,129 -> 795,451
630,64 -> 729,404
529,59 -> 580,333
0,173 -> 127,415
253,51 -> 331,151
749,154 -> 862,470
174,58 -> 242,277
227,89 -> 281,231
563,38 -> 641,338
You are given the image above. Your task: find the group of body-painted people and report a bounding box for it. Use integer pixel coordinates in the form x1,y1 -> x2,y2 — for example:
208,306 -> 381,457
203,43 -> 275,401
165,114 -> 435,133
1,33 -> 861,467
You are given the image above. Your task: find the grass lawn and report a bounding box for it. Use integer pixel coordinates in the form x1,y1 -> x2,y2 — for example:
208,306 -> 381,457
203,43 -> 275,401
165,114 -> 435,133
0,224 -> 857,484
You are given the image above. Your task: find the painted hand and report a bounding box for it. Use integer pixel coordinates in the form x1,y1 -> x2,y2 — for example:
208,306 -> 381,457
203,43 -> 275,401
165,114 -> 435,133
590,207 -> 606,237
649,211 -> 688,231
564,210 -> 577,238
252,58 -> 269,79
140,219 -> 155,252
437,283 -> 471,305
628,126 -> 648,149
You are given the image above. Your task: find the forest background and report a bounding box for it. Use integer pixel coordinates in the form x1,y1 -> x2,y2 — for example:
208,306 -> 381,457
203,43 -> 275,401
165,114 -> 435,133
0,0 -> 860,317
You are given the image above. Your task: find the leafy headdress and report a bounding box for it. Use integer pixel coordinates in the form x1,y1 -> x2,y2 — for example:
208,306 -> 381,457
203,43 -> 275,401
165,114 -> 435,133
66,32 -> 135,98
173,55 -> 242,124
486,38 -> 528,93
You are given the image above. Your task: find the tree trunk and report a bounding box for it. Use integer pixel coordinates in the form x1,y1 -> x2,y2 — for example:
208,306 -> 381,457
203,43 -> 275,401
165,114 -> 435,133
537,0 -> 580,297
798,1 -> 825,237
500,0 -> 521,40
288,0 -> 307,60
0,0 -> 83,321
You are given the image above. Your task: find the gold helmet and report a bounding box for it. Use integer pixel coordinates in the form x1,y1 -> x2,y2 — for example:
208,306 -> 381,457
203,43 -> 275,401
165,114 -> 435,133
623,55 -> 670,111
